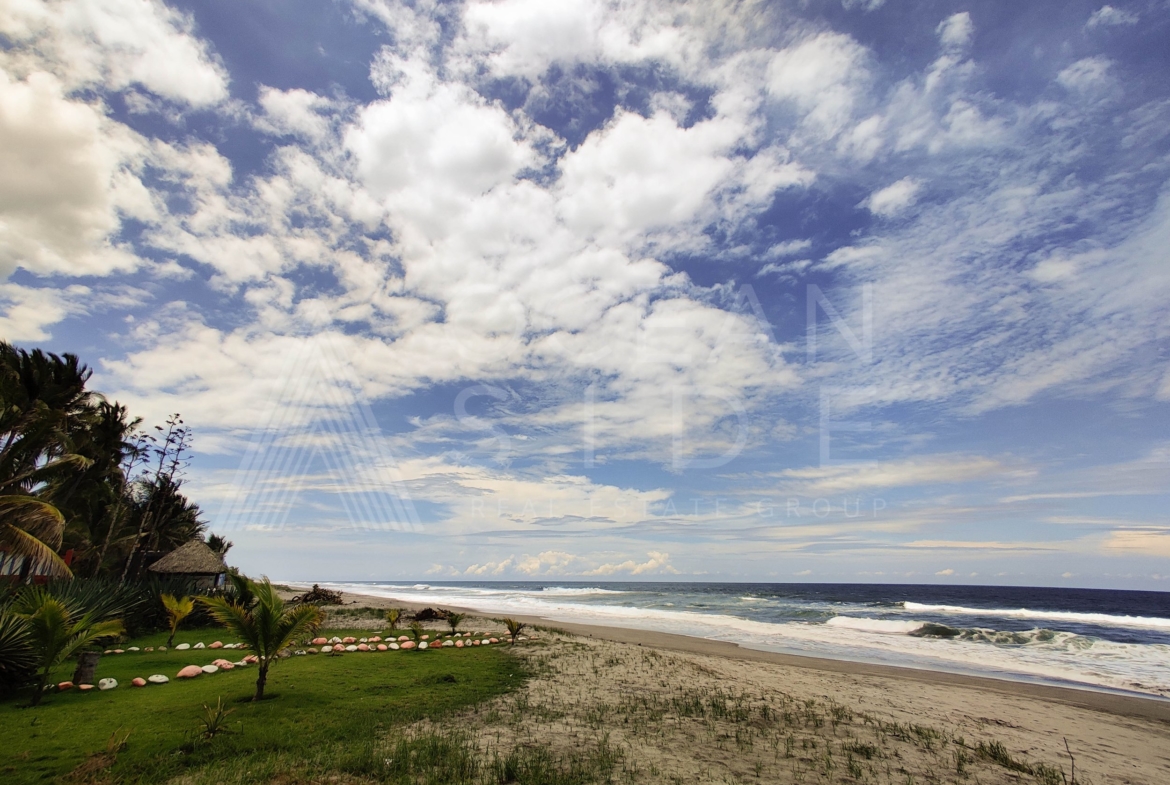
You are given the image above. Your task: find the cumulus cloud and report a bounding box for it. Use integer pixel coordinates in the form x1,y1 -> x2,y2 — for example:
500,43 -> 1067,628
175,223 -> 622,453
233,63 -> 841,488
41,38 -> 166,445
0,71 -> 148,277
1086,5 -> 1138,29
863,177 -> 922,217
0,0 -> 228,107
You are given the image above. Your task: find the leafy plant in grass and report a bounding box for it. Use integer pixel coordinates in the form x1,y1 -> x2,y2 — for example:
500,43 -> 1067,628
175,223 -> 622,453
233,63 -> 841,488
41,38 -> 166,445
11,591 -> 124,706
386,607 -> 401,630
200,577 -> 323,701
503,617 -> 526,644
409,620 -> 425,644
446,612 -> 466,635
197,697 -> 236,740
161,593 -> 194,647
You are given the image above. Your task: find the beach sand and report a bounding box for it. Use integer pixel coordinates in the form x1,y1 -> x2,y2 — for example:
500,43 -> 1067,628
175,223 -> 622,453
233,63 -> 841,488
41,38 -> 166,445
290,585 -> 1170,784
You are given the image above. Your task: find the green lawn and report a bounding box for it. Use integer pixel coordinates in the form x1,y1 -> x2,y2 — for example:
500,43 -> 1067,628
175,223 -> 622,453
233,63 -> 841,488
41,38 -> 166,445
1,626 -> 522,784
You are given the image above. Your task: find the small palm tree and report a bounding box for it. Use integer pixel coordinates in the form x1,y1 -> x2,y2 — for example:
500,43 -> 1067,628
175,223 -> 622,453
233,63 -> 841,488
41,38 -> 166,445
446,612 -> 466,635
386,607 -> 401,631
160,593 -> 194,647
408,620 -> 425,644
503,618 -> 526,644
12,592 -> 123,706
201,577 -> 323,701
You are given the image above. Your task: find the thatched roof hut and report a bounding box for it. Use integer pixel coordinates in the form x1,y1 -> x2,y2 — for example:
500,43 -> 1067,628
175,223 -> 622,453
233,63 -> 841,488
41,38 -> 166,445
148,540 -> 227,588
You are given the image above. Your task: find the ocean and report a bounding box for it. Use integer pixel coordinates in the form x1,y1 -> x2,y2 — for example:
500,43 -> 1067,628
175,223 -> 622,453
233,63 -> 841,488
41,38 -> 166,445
318,581 -> 1170,699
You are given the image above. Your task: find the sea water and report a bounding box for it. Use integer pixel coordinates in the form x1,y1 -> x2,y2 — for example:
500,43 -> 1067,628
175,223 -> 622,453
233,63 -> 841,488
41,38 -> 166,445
318,581 -> 1170,698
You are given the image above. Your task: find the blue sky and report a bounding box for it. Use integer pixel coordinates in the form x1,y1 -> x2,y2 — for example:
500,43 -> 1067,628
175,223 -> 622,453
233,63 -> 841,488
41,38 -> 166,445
2,0 -> 1169,587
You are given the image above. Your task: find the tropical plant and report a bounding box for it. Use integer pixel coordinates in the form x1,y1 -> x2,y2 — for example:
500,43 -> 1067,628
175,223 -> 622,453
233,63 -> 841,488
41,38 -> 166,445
161,593 -> 194,647
0,611 -> 36,695
503,618 -> 526,644
446,612 -> 466,635
0,496 -> 71,578
386,607 -> 402,630
409,620 -> 425,643
222,570 -> 257,611
200,577 -> 323,701
11,592 -> 124,706
197,696 -> 236,740
206,533 -> 233,557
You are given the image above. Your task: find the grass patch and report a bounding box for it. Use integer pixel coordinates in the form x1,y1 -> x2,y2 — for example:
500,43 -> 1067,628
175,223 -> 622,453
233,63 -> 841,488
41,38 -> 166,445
0,626 -> 523,784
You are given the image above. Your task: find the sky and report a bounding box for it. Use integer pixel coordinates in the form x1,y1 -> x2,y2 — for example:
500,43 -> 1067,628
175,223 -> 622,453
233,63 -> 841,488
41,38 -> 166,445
2,0 -> 1169,588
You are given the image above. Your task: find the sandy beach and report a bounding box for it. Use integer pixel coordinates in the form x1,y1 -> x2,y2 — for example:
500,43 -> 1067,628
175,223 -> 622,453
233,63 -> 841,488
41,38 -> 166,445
290,584 -> 1170,784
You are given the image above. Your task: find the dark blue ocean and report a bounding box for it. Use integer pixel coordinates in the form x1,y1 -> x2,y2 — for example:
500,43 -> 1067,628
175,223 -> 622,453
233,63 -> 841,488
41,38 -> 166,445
322,581 -> 1170,698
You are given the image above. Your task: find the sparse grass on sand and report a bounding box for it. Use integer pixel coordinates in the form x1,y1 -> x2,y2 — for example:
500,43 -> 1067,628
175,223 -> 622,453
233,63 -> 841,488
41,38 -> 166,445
3,622 -> 1153,784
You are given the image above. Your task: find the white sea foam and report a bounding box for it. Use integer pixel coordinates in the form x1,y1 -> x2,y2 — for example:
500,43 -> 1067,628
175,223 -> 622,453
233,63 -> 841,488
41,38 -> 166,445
903,602 -> 1170,631
316,582 -> 1170,697
826,616 -> 926,634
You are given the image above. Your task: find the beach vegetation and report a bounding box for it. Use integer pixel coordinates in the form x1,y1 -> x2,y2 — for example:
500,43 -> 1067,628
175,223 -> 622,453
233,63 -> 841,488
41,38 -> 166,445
199,577 -> 323,701
387,606 -> 402,629
10,589 -> 123,706
196,696 -> 236,740
446,611 -> 467,634
161,593 -> 194,647
503,616 -> 526,643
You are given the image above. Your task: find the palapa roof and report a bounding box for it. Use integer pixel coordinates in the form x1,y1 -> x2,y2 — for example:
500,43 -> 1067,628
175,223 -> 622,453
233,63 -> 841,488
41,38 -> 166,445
148,540 -> 227,575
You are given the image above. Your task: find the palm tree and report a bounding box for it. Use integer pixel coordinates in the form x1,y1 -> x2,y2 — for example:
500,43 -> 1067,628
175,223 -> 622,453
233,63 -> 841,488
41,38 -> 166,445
0,496 -> 71,578
160,593 -> 194,647
386,607 -> 402,631
201,577 -> 323,701
503,618 -> 526,644
446,612 -> 466,635
408,620 -> 425,645
11,591 -> 123,706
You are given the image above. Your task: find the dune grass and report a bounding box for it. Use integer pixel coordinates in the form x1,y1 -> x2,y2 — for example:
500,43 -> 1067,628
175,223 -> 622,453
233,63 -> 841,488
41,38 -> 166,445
1,625 -> 521,784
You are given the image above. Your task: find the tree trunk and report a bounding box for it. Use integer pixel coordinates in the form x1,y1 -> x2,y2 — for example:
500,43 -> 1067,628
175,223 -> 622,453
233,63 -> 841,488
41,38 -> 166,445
73,651 -> 101,685
254,661 -> 268,701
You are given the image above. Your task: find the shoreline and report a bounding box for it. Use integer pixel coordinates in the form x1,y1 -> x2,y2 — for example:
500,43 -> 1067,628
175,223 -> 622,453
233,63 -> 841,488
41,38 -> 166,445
288,583 -> 1170,725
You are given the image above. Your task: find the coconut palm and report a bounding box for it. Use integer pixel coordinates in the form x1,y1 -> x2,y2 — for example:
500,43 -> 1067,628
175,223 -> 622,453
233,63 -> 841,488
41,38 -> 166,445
503,617 -> 526,644
446,612 -> 466,635
0,496 -> 71,578
200,577 -> 323,701
160,593 -> 194,647
11,591 -> 124,706
386,607 -> 402,631
408,620 -> 425,644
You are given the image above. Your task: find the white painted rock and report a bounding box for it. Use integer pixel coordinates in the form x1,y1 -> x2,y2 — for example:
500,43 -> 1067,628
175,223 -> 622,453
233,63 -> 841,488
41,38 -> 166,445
148,674 -> 169,684
234,661 -> 248,667
442,640 -> 454,647
157,646 -> 167,651
481,639 -> 491,645
344,644 -> 358,652
193,642 -> 205,649
359,637 -> 368,643
294,649 -> 306,656
330,636 -> 342,644
201,665 -> 219,674
127,646 -> 140,652
175,643 -> 190,650
98,678 -> 117,691
306,647 -> 318,654
418,641 -> 428,650
144,647 -> 154,652
388,642 -> 400,650
113,649 -> 124,654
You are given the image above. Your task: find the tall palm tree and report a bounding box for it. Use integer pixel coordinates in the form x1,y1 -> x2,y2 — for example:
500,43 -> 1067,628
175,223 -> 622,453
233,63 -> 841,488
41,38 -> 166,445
0,496 -> 70,578
201,577 -> 323,701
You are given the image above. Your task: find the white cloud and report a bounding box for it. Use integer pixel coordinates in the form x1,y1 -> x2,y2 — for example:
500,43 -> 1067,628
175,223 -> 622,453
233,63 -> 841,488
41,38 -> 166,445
936,12 -> 973,51
1086,5 -> 1138,29
766,33 -> 870,141
0,71 -> 148,278
935,568 -> 954,576
863,177 -> 922,217
1057,57 -> 1113,92
0,0 -> 228,107
255,87 -> 337,142
582,550 -> 679,576
766,455 -> 1010,496
0,283 -> 89,340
